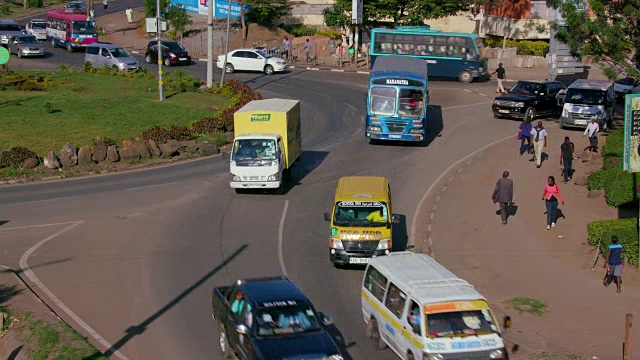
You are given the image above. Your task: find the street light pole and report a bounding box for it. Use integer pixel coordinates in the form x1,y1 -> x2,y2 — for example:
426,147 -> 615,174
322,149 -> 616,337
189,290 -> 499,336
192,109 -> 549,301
206,0 -> 214,87
219,0 -> 232,88
156,0 -> 164,101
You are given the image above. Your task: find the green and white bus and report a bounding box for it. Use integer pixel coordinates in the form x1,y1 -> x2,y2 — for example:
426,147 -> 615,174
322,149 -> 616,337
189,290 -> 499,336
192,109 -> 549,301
370,27 -> 488,83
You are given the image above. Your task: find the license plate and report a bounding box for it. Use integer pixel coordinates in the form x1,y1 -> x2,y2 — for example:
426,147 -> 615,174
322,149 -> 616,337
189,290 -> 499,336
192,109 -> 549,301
349,257 -> 370,264
243,183 -> 262,187
499,109 -> 509,113
389,134 -> 402,139
575,120 -> 587,125
179,58 -> 187,61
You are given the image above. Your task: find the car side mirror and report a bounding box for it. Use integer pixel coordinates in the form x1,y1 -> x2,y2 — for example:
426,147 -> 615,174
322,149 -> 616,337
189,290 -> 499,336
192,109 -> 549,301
235,323 -> 249,335
323,212 -> 331,222
322,315 -> 333,326
392,214 -> 400,224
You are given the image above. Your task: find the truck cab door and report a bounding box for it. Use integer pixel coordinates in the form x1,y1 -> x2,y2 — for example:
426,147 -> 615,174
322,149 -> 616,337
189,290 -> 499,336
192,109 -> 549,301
277,138 -> 285,172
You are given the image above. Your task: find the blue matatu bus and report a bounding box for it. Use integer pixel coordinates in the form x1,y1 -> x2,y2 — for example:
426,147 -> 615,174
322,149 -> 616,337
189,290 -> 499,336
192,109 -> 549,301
366,56 -> 429,143
369,26 -> 487,83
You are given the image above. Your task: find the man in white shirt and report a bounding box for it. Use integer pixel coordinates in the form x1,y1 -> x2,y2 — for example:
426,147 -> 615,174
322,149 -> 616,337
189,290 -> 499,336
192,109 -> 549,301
584,117 -> 600,152
530,121 -> 547,168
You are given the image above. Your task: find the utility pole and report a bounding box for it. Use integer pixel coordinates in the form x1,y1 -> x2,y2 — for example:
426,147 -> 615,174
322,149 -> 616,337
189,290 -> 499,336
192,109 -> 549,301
156,0 -> 164,101
206,0 -> 214,87
624,313 -> 633,360
219,0 -> 232,88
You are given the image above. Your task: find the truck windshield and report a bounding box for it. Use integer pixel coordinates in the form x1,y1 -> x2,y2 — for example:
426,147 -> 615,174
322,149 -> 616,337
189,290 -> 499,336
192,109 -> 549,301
72,21 -> 96,35
31,22 -> 46,29
370,86 -> 397,116
426,310 -> 498,338
333,201 -> 389,227
232,139 -> 277,162
565,88 -> 607,105
398,88 -> 424,118
510,82 -> 541,96
256,304 -> 321,337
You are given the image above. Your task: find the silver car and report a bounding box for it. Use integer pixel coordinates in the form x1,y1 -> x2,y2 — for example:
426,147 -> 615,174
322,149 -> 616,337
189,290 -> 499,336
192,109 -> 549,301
8,35 -> 45,58
85,43 -> 139,71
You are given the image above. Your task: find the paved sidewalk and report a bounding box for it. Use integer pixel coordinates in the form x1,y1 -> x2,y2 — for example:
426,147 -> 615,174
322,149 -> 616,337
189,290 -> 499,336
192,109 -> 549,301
429,122 -> 639,359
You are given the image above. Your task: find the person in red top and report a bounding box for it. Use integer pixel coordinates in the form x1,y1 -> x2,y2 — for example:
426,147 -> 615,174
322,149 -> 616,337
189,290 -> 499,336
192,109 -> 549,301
542,176 -> 564,230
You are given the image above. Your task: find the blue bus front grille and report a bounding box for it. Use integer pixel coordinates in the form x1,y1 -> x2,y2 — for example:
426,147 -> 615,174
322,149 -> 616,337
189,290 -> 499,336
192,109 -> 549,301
385,121 -> 408,133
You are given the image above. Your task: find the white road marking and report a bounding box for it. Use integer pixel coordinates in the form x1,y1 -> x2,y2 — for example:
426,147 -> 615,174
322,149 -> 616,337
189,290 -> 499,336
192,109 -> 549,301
345,103 -> 357,112
10,196 -> 78,206
350,128 -> 361,137
278,200 -> 289,277
463,89 -> 472,92
0,221 -> 81,231
126,181 -> 180,191
18,221 -> 131,360
442,101 -> 493,111
409,134 -> 514,245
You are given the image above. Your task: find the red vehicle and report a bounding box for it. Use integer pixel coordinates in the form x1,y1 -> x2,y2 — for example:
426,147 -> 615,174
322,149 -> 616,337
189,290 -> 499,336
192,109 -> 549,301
46,10 -> 97,52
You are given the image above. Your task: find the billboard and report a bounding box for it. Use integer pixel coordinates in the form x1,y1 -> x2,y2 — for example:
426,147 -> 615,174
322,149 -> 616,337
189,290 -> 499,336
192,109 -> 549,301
623,94 -> 640,172
170,0 -> 250,19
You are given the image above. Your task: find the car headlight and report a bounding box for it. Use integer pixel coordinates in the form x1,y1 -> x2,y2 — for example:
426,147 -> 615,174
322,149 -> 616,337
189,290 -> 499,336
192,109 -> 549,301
118,62 -> 126,68
376,239 -> 391,250
330,238 -> 344,249
327,355 -> 343,360
367,126 -> 381,132
232,174 -> 240,181
409,128 -> 423,134
426,354 -> 444,360
170,53 -> 176,58
489,349 -> 505,359
562,109 -> 568,117
267,172 -> 280,181
494,100 -> 500,105
595,111 -> 605,118
514,102 -> 525,107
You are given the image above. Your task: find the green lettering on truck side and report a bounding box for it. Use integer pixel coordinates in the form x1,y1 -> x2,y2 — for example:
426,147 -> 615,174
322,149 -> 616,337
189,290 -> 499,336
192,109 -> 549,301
250,114 -> 271,122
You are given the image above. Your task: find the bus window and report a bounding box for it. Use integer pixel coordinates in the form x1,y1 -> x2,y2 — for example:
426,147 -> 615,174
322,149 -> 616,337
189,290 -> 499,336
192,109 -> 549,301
398,89 -> 424,118
474,38 -> 485,59
370,87 -> 397,116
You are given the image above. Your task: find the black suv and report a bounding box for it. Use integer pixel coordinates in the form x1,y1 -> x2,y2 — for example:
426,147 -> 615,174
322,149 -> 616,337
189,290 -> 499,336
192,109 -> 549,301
144,40 -> 191,66
492,80 -> 566,121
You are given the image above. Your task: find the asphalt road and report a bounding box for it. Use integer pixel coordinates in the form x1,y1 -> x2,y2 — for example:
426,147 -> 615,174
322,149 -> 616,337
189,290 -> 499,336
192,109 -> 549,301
1,56 -> 517,359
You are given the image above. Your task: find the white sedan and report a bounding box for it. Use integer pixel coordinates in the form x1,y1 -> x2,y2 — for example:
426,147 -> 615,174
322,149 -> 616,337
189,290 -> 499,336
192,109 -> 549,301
217,48 -> 286,75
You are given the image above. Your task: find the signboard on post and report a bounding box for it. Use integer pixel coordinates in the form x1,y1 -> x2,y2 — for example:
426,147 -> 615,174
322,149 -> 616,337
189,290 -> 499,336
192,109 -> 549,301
623,94 -> 640,172
145,18 -> 167,33
351,0 -> 363,24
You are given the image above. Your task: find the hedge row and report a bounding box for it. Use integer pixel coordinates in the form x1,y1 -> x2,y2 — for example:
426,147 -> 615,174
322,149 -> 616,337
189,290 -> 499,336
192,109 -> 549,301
602,129 -> 624,159
587,167 -> 640,207
484,38 -> 549,56
587,218 -> 638,266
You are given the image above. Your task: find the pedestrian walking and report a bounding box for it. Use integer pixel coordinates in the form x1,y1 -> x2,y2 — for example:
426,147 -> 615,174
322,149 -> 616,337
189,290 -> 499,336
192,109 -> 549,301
603,236 -> 623,293
102,0 -> 108,12
305,39 -> 312,62
530,121 -> 547,168
490,63 -> 507,94
492,171 -> 514,225
560,136 -> 575,183
584,116 -> 600,152
89,8 -> 94,20
541,176 -> 563,230
518,119 -> 532,156
282,36 -> 290,61
126,7 -> 133,23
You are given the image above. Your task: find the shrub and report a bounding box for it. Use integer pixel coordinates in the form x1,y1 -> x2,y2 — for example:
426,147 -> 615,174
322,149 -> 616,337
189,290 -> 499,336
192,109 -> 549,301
602,129 -> 624,159
93,137 -> 117,147
0,147 -> 38,168
587,169 -> 610,191
282,23 -> 316,37
316,28 -> 340,39
484,38 -> 549,56
587,218 -> 638,266
164,70 -> 202,93
602,168 -> 640,207
167,125 -> 193,141
140,126 -> 169,143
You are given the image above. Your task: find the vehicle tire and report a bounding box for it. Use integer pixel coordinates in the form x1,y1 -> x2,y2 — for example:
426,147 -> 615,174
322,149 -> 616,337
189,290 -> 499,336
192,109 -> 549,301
406,351 -> 415,360
264,64 -> 274,75
164,57 -> 171,66
66,42 -> 73,52
225,63 -> 234,73
458,70 -> 473,83
602,118 -> 609,132
369,318 -> 386,350
17,51 -> 22,58
559,120 -> 564,129
51,38 -> 56,48
218,326 -> 231,358
145,53 -> 152,63
524,107 -> 536,122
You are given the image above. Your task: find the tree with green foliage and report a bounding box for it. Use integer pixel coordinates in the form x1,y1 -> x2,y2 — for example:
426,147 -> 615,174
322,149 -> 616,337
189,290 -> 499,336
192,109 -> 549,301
546,0 -> 640,80
246,0 -> 291,29
167,4 -> 193,38
144,0 -> 170,18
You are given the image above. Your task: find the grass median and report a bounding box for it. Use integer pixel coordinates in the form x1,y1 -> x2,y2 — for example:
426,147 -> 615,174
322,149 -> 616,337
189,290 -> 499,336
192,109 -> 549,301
0,70 -> 230,156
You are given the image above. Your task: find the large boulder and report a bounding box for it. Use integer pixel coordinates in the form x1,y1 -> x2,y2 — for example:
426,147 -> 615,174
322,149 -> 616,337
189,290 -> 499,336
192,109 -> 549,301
77,145 -> 93,166
588,189 -> 604,199
147,139 -> 162,157
574,175 -> 588,186
198,143 -> 219,155
186,142 -> 200,152
179,140 -> 197,149
107,145 -> 120,162
118,146 -> 140,161
159,141 -> 180,157
21,157 -> 38,169
43,151 -> 61,169
133,140 -> 151,159
92,138 -> 108,163
59,142 -> 77,167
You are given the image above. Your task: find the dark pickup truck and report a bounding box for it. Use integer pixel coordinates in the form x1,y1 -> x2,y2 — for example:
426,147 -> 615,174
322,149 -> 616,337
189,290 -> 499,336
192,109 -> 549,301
211,276 -> 344,360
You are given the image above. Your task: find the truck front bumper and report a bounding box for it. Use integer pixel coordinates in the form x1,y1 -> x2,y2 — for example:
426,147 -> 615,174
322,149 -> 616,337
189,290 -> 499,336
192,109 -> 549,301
366,132 -> 423,142
330,249 -> 389,266
230,181 -> 281,189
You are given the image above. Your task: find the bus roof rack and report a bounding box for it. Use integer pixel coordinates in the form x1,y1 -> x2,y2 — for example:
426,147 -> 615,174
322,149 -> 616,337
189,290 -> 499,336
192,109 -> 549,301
371,56 -> 429,78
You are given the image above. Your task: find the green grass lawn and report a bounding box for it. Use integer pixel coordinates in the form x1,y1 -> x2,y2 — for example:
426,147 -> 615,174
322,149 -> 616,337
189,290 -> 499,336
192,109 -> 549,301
0,71 -> 230,156
0,0 -> 66,17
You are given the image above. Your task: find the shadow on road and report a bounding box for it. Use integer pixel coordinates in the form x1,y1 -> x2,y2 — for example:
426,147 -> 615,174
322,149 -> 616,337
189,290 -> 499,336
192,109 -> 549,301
241,70 -> 301,92
392,214 -> 409,251
0,221 -> 8,227
7,345 -> 23,360
320,314 -> 356,360
8,257 -> 75,276
83,244 -> 249,359
292,150 -> 329,184
0,284 -> 23,305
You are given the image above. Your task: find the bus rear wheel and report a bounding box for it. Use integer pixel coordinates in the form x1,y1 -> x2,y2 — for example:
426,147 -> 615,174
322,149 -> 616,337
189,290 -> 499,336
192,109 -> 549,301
51,38 -> 57,48
458,70 -> 473,83
66,43 -> 73,52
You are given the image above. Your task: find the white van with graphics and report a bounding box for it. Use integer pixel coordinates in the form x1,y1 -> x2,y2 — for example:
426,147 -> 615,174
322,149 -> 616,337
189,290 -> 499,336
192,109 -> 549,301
559,79 -> 615,131
361,252 -> 509,360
